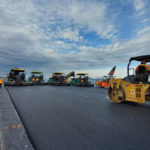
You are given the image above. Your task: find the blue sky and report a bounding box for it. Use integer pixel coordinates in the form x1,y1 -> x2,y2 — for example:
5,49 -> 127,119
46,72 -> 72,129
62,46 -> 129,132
0,0 -> 150,78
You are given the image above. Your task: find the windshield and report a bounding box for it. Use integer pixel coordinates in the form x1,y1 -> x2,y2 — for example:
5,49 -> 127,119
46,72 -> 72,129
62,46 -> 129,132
77,75 -> 88,78
11,71 -> 25,76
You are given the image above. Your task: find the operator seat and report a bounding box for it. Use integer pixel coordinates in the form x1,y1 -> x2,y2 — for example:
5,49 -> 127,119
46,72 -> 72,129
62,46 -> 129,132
136,65 -> 148,83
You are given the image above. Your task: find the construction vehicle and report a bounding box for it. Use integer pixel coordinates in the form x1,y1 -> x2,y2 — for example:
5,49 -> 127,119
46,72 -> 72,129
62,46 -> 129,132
48,71 -> 75,86
71,73 -> 94,87
0,78 -> 3,87
5,68 -> 32,86
97,66 -> 116,88
109,55 -> 150,103
28,71 -> 47,85
97,76 -> 110,88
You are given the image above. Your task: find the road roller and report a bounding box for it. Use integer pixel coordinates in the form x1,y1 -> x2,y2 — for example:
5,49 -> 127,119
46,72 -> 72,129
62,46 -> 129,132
109,55 -> 150,103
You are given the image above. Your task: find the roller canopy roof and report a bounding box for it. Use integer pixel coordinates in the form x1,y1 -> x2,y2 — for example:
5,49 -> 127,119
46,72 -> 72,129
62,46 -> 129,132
11,68 -> 25,72
53,72 -> 64,74
77,73 -> 88,75
129,55 -> 150,62
31,71 -> 43,74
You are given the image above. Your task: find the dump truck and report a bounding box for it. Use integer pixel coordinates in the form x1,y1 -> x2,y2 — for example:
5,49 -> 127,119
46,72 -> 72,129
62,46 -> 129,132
48,71 -> 75,86
28,71 -> 48,85
5,68 -> 32,86
97,66 -> 116,88
109,55 -> 150,103
71,73 -> 94,87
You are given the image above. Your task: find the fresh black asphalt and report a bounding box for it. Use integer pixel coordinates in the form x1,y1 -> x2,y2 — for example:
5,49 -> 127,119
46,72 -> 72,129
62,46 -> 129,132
7,86 -> 150,150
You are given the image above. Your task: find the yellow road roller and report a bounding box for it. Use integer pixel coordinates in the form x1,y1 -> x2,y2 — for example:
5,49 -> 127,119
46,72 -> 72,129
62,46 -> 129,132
109,55 -> 150,103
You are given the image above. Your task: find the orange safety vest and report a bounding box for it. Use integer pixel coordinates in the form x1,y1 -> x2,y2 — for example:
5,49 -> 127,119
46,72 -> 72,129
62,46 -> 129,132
36,77 -> 39,81
136,64 -> 149,71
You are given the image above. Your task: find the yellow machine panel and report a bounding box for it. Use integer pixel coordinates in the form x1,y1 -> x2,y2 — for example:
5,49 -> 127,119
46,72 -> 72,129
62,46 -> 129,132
11,68 -> 25,72
0,79 -> 3,84
109,79 -> 150,103
53,72 -> 64,74
31,71 -> 43,74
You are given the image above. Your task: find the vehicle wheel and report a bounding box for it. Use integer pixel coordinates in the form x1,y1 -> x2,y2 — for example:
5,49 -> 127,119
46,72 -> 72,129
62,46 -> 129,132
108,87 -> 122,103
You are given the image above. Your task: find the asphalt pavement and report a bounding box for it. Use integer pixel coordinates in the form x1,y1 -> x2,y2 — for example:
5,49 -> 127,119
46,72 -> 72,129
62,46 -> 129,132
7,86 -> 150,150
0,86 -> 34,150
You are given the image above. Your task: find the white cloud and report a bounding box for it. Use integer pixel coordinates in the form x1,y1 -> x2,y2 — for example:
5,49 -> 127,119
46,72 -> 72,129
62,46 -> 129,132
132,0 -> 149,19
137,26 -> 150,36
56,28 -> 82,41
133,0 -> 146,11
41,0 -> 117,39
0,0 -> 150,78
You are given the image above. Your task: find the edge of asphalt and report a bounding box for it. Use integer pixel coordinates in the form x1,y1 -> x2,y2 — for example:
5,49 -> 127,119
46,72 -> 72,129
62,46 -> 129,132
0,85 -> 35,150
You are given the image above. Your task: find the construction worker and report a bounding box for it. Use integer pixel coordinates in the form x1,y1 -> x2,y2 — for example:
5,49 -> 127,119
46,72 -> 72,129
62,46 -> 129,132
95,81 -> 98,87
136,60 -> 149,74
8,72 -> 13,81
35,76 -> 39,82
52,74 -> 55,79
32,74 -> 35,82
